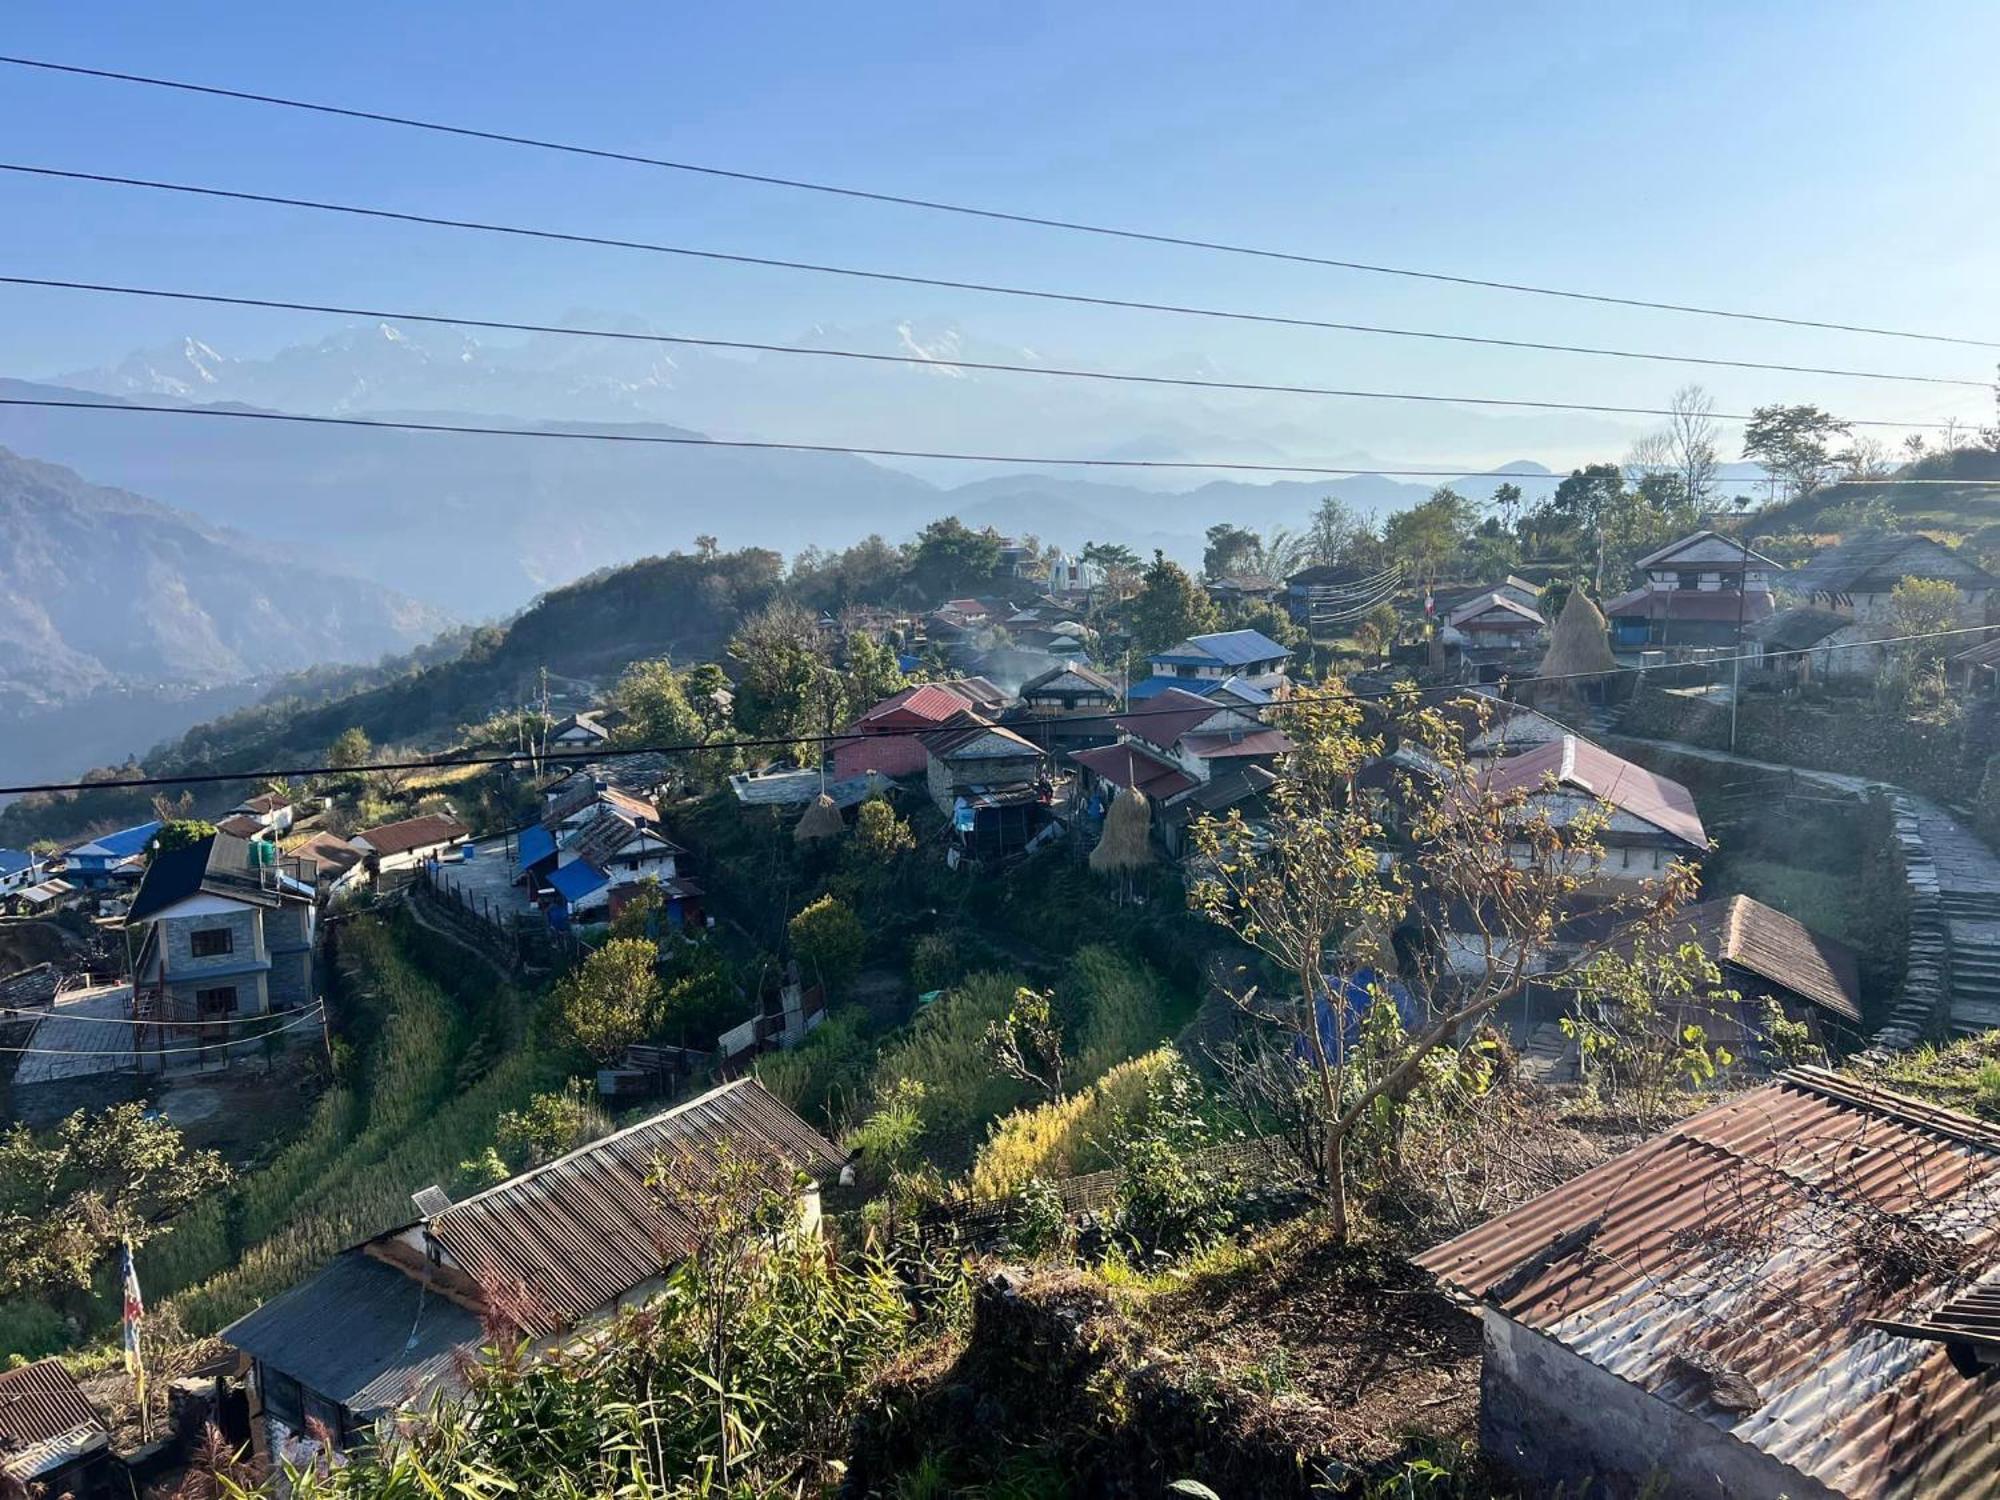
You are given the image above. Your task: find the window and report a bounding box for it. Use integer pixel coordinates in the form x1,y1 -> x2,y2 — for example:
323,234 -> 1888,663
258,1365 -> 304,1432
196,985 -> 238,1017
190,927 -> 234,957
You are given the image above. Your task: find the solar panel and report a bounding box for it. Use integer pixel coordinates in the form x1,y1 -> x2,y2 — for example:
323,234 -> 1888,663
411,1185 -> 453,1219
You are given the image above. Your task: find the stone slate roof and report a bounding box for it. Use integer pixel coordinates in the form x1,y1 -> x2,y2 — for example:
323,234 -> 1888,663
1791,532 -> 1997,597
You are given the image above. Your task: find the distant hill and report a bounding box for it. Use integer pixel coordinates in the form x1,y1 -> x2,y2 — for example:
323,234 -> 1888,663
0,446 -> 450,710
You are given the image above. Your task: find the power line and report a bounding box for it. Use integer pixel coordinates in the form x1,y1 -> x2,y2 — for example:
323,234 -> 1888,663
3,622 -> 1987,798
0,1001 -> 325,1029
0,274 -> 1968,432
0,395 -> 1612,478
2,162 -> 1988,391
0,1006 -> 328,1056
2,53 -> 1990,353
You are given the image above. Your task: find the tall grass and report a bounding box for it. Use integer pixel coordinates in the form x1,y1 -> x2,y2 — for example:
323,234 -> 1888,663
869,972 -> 1030,1168
1063,944 -> 1171,1083
970,1048 -> 1179,1199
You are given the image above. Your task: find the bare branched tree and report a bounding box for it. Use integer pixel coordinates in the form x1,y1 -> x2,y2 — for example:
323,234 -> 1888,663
1190,690 -> 1701,1242
1667,384 -> 1722,508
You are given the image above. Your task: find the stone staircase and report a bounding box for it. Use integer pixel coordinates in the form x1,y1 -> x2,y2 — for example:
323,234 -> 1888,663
1944,889 -> 2000,1038
1872,797 -> 1952,1052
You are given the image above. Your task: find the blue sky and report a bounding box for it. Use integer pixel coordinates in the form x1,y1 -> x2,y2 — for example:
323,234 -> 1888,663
3,0 -> 1997,471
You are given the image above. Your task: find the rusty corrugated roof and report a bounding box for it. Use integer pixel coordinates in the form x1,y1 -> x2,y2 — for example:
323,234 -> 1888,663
427,1078 -> 844,1336
0,1359 -> 108,1482
1417,1068 -> 2000,1499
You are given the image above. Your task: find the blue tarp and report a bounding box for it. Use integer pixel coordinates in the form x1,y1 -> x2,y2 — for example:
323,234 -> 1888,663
515,823 -> 556,872
1300,968 -> 1420,1057
547,859 -> 609,906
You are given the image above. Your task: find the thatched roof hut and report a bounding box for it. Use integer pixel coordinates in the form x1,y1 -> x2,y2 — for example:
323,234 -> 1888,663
1538,590 -> 1617,687
1089,786 -> 1153,874
793,793 -> 846,843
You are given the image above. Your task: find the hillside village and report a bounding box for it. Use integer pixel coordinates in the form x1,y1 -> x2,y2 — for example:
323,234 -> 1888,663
2,457 -> 1999,1500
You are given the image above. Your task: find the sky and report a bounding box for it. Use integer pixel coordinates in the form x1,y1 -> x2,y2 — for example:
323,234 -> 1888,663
2,0 -> 1998,478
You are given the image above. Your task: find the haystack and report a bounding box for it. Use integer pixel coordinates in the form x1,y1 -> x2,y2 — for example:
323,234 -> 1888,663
1537,590 -> 1617,693
793,793 -> 846,842
1089,786 -> 1153,874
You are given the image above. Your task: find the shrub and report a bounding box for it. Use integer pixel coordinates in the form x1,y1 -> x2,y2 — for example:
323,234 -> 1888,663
908,931 -> 961,992
1062,945 -> 1171,1083
755,1011 -> 871,1133
789,894 -> 865,995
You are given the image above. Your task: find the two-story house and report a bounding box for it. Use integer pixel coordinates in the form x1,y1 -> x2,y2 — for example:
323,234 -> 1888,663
0,846 -> 48,898
62,820 -> 161,891
1005,662 -> 1120,752
1604,530 -> 1781,651
229,792 -> 296,835
126,832 -> 319,1033
1127,629 -> 1293,702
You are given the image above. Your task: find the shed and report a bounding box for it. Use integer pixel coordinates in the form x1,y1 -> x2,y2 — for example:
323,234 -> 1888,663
0,1358 -> 113,1498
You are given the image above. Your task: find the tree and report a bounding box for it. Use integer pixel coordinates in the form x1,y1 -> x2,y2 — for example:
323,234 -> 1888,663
1491,482 -> 1525,535
843,631 -> 907,708
853,796 -> 916,859
1889,575 -> 1962,666
1128,550 -> 1220,653
1666,384 -> 1722,506
1202,523 -> 1262,580
1081,540 -> 1142,606
609,878 -> 663,942
147,819 -> 216,860
729,600 -> 844,764
1190,691 -> 1702,1242
1355,602 -> 1400,664
787,894 -> 863,994
904,516 -> 1002,601
613,657 -> 704,751
985,985 -> 1069,1103
694,534 -> 720,560
554,938 -> 663,1063
327,727 -> 372,770
1305,496 -> 1360,568
1743,404 -> 1852,500
0,1104 -> 229,1303
658,939 -> 743,1045
1383,487 -> 1478,586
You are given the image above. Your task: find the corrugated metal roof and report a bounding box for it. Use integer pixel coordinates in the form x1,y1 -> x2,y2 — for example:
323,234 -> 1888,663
1792,532 -> 1997,596
355,815 -> 470,858
1070,742 -> 1197,801
547,860 -> 609,904
427,1079 -> 844,1335
1418,1069 -> 2000,1500
0,1359 -> 108,1481
1480,735 -> 1707,850
221,1250 -> 482,1418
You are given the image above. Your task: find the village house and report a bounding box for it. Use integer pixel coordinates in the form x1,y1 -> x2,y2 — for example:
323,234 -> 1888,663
1005,661 -> 1121,752
515,779 -> 700,929
1949,632 -> 2000,695
61,819 -> 161,890
285,828 -> 367,896
1203,573 -> 1283,607
0,1358 -> 115,1499
348,813 -> 471,876
1651,893 -> 1863,1058
0,845 -> 48,897
1283,563 -> 1381,625
1754,531 -> 1999,679
1473,735 -> 1708,884
1071,687 -> 1294,855
829,681 -> 979,780
1441,591 -> 1547,658
127,831 -> 318,1033
1126,628 -> 1292,701
915,712 -> 1059,858
548,709 -> 621,749
1603,530 -> 1780,653
220,1079 -> 845,1463
1045,549 -> 1103,604
1418,1068 -> 2000,1500
228,791 -> 296,834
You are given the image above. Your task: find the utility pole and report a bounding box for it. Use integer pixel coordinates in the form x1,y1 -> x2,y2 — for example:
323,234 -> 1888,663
1729,528 -> 1753,752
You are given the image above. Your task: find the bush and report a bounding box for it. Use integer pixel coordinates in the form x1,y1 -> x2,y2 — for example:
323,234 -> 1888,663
789,894 -> 865,995
908,931 -> 961,992
0,1299 -> 73,1361
1062,945 -> 1172,1083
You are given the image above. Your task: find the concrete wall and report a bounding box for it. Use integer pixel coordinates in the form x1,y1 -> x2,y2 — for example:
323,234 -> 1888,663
161,906 -> 264,977
1478,1315 -> 1841,1500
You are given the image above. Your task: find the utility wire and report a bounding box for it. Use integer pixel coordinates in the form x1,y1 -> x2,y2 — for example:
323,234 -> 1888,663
0,396 -> 1608,478
1,162 -> 1987,391
4,622 -> 1988,798
0,1007 -> 329,1056
2,53 -> 1990,352
0,1001 -> 325,1028
0,273 -> 1967,431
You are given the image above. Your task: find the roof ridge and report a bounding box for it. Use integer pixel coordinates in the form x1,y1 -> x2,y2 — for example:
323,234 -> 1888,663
1782,1066 -> 2000,1155
436,1077 -> 758,1220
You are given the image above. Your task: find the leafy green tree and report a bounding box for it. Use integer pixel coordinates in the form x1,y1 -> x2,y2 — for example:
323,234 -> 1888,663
905,516 -> 1002,601
554,937 -> 663,1063
494,1081 -> 611,1170
843,631 -> 907,708
1355,602 -> 1400,663
787,894 -> 864,994
1202,523 -> 1262,580
0,1104 -> 229,1303
148,819 -> 217,860
608,878 -> 663,943
729,600 -> 844,763
854,797 -> 917,859
985,985 -> 1070,1103
1128,550 -> 1220,653
327,727 -> 373,770
613,657 -> 703,748
1743,404 -> 1853,500
659,940 -> 743,1045
1383,487 -> 1478,586
1080,540 -> 1140,574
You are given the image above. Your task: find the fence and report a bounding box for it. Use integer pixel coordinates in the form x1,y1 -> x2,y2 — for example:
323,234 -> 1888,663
413,860 -> 585,973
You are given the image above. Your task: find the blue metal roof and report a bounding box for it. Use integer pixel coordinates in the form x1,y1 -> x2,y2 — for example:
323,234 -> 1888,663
548,859 -> 610,904
73,821 -> 162,859
1127,675 -> 1223,702
1155,629 -> 1289,668
0,848 -> 34,877
516,823 -> 556,871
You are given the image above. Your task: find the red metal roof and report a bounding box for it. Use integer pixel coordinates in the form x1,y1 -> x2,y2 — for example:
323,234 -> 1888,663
1070,742 -> 1197,800
354,814 -> 471,857
852,683 -> 975,728
1480,735 -> 1707,850
1418,1069 -> 2000,1500
1114,687 -> 1232,748
830,733 -> 933,780
428,1079 -> 844,1336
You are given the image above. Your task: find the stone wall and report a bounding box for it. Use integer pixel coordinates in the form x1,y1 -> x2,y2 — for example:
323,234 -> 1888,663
1479,1317 -> 1841,1500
